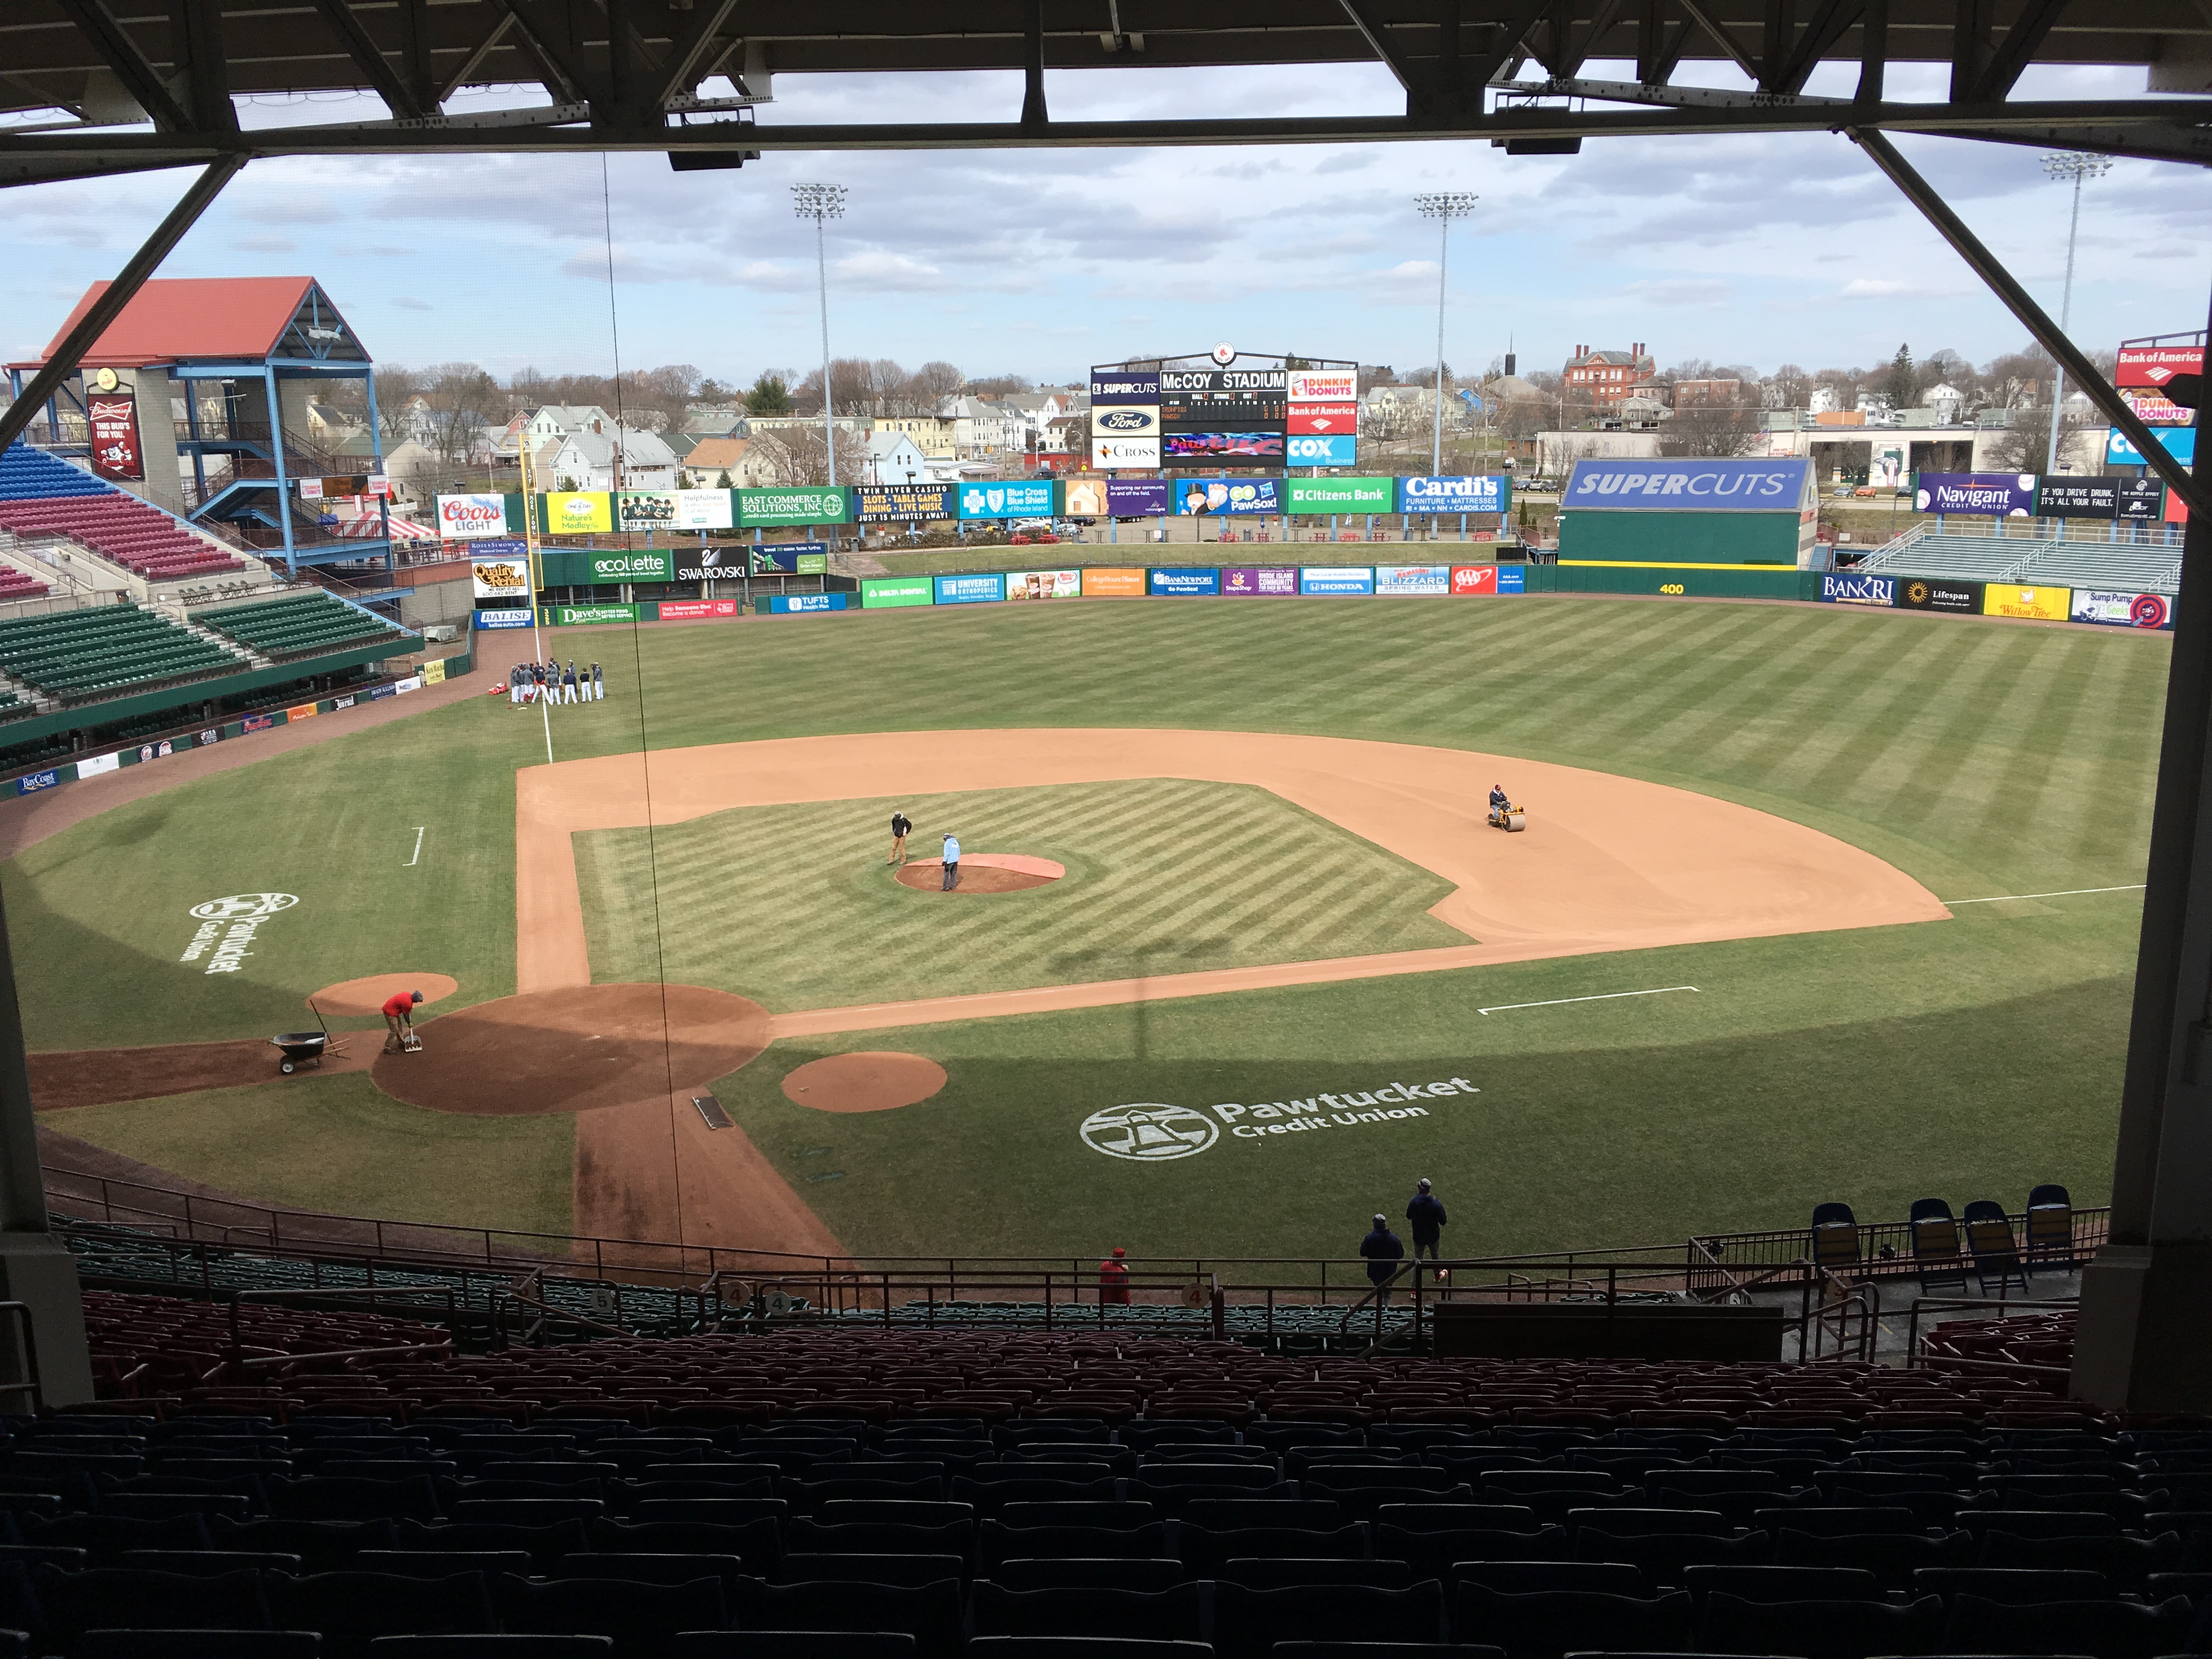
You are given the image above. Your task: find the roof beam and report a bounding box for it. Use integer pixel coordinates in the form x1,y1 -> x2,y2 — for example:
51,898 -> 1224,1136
1338,0 -> 1427,104
648,0 -> 743,109
176,0 -> 239,133
1778,0 -> 1864,95
308,0 -> 430,122
48,0 -> 193,132
437,11 -> 516,105
1675,0 -> 1764,86
494,0 -> 590,106
1973,0 -> 2071,103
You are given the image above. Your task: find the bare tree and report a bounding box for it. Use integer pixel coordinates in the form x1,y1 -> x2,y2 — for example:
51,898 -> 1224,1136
909,360 -> 964,403
1766,363 -> 1810,410
776,422 -> 833,486
1657,390 -> 1763,458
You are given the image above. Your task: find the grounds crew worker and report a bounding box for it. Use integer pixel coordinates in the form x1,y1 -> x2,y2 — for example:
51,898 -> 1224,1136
382,989 -> 424,1054
1489,782 -> 1509,817
889,810 -> 913,866
1098,1246 -> 1131,1306
941,832 -> 961,891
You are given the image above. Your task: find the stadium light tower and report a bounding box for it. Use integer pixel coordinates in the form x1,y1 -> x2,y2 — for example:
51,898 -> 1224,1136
1415,192 -> 1479,476
2040,153 -> 2111,477
792,183 -> 848,487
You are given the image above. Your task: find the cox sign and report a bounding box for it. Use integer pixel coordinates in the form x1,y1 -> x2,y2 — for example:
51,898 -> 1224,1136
437,493 -> 512,539
1288,435 -> 1357,467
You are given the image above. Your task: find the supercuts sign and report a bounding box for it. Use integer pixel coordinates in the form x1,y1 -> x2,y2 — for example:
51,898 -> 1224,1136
1090,369 -> 1161,404
1564,458 -> 1814,511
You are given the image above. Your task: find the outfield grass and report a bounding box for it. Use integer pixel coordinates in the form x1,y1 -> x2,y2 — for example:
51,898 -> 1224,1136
574,780 -> 1460,1011
46,1073 -> 576,1239
7,594 -> 2168,1252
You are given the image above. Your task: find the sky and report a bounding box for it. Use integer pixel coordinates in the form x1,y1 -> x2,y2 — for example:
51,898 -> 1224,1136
5,57 -> 2209,390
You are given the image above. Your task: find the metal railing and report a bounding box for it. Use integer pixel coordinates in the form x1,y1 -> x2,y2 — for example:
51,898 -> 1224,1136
1905,1295 -> 2078,1387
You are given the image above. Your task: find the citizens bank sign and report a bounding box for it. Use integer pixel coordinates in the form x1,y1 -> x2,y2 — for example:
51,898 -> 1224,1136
1079,1075 -> 1479,1161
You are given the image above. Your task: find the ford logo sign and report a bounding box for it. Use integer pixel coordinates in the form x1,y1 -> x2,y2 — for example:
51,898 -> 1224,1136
1098,409 -> 1153,432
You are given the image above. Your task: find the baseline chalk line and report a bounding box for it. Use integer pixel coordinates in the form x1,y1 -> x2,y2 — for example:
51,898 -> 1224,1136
1479,985 -> 1700,1016
406,827 -> 425,867
1940,883 -> 2145,905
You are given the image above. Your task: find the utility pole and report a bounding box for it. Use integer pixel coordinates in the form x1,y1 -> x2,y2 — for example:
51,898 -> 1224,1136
2040,153 -> 2111,477
792,183 -> 848,489
1416,192 -> 1479,476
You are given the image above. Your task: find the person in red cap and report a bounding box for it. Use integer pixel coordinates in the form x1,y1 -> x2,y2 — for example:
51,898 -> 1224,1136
1098,1246 -> 1131,1306
381,988 -> 424,1054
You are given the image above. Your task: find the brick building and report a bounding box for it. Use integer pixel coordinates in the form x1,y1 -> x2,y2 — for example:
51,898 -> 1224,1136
1566,343 -> 1657,413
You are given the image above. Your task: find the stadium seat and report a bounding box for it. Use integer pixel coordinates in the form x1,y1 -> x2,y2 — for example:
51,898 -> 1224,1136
2024,1184 -> 2076,1273
971,1583 -> 1206,1642
494,1573 -> 728,1659
1694,1591 -> 1943,1659
1908,1199 -> 1970,1292
78,1635 -> 318,1659
266,1571 -> 499,1659
1961,1200 -> 2030,1295
1937,1592 -> 2195,1659
1452,1585 -> 1692,1659
670,1639 -> 916,1659
726,1578 -> 962,1659
370,1642 -> 614,1659
1212,1582 -> 1447,1659
33,1565 -> 272,1646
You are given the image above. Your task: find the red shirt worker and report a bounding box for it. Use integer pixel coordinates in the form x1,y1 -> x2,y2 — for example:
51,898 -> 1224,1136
1099,1246 -> 1131,1306
382,989 -> 424,1054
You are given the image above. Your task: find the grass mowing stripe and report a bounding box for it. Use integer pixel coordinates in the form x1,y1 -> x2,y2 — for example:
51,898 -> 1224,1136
1964,631 -> 2108,854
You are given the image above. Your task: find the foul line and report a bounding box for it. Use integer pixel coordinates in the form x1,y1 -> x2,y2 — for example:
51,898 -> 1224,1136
406,827 -> 425,867
1479,985 -> 1699,1015
1940,884 -> 2145,905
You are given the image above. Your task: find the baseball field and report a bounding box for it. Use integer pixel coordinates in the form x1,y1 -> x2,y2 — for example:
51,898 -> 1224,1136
6,591 -> 2166,1267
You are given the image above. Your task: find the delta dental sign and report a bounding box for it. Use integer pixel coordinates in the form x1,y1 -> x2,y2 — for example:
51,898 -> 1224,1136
1079,1075 -> 1480,1161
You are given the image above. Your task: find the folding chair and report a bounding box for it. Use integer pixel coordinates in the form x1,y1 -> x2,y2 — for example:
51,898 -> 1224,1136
1908,1199 -> 1970,1293
1809,1203 -> 1861,1276
1961,1201 -> 2029,1296
2023,1184 -> 2076,1275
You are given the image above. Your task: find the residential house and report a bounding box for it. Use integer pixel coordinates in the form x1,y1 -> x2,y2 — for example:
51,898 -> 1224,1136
681,433 -> 791,488
1613,392 -> 1672,429
1808,386 -> 1844,415
1672,377 -> 1742,406
1925,382 -> 1968,424
683,403 -> 748,435
876,414 -> 958,458
534,425 -> 679,492
1564,344 -> 1657,414
941,397 -> 1022,458
861,431 -> 930,486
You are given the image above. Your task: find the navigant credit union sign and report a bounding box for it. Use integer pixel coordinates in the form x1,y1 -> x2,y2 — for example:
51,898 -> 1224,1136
1079,1075 -> 1480,1161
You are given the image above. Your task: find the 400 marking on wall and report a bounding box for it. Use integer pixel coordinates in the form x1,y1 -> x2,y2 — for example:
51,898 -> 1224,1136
1079,1075 -> 1481,1161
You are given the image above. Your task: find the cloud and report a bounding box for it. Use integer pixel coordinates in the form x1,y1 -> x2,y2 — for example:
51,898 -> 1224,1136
235,234 -> 296,252
1616,279 -> 1730,308
390,297 -> 433,310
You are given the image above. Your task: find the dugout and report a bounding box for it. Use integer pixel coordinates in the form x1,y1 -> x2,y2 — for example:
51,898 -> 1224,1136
1556,457 -> 1822,597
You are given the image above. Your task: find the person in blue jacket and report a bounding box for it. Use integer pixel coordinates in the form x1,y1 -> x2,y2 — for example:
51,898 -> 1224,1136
1406,1176 -> 1448,1273
1360,1213 -> 1406,1304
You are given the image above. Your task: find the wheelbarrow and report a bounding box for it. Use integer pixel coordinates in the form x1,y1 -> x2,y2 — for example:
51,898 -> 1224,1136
272,999 -> 336,1075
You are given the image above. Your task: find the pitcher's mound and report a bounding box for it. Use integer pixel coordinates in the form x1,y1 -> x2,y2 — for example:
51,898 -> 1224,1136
373,983 -> 769,1116
312,973 -> 459,1015
782,1051 -> 948,1113
893,853 -> 1064,894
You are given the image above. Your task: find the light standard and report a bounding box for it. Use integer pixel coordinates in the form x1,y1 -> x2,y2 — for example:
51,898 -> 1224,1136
791,182 -> 848,488
2040,153 -> 2111,476
1415,191 -> 1479,476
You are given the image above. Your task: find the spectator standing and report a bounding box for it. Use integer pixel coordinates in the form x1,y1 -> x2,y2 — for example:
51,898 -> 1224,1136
941,832 -> 962,891
1360,1213 -> 1406,1304
1099,1246 -> 1131,1306
889,810 -> 913,866
1406,1177 -> 1448,1271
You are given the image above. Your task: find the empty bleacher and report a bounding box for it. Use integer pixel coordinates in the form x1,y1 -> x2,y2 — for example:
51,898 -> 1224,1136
195,591 -> 414,661
0,441 -> 245,584
0,604 -> 244,704
1860,527 -> 2183,593
16,1289 -> 2192,1659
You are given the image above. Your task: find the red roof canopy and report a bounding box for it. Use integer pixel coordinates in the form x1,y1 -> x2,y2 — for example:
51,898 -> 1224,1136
27,276 -> 322,369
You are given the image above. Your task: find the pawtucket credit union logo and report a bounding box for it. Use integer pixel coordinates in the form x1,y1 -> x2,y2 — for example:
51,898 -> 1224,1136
1080,1076 -> 1481,1162
1079,1104 -> 1220,1162
182,893 -> 298,974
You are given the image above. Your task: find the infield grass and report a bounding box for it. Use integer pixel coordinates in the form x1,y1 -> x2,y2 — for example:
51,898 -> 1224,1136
574,779 -> 1460,1011
8,594 -> 2169,1250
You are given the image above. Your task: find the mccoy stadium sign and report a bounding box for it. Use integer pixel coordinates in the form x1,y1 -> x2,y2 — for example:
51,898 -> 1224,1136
1079,1075 -> 1480,1161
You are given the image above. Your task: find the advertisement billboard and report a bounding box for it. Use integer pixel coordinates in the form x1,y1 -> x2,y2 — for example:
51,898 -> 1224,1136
1374,564 -> 1451,596
1149,567 -> 1222,597
1498,567 -> 1526,594
1082,567 -> 1146,597
1897,577 -> 1984,613
1286,404 -> 1358,436
958,480 -> 1056,520
1159,366 -> 1288,393
1286,476 -> 1395,515
655,599 -> 740,622
87,391 -> 144,481
1818,571 -> 1898,606
1451,565 -> 1498,594
1301,566 -> 1375,596
616,491 -> 680,528
472,608 -> 535,630
1222,566 -> 1299,597
2117,343 -> 2203,389
1007,569 -> 1082,600
1106,479 -> 1172,517
583,549 -> 672,584
1914,472 -> 2037,516
855,483 -> 956,523
1286,435 -> 1358,467
613,489 -> 736,531
1564,458 -> 1815,510
1175,477 -> 1283,516
2108,426 -> 2197,467
861,577 -> 935,608
1983,584 -> 2072,622
1092,435 -> 1161,470
2122,387 -> 2193,426
544,492 -> 613,534
1091,407 -> 1159,439
767,592 -> 849,614
1401,475 -> 1511,514
1090,369 -> 1162,404
738,486 -> 850,527
1286,370 -> 1358,403
549,602 -> 639,625
2072,590 -> 2173,629
934,572 -> 1006,605
2037,477 -> 2125,518
2120,479 -> 2168,519
1163,393 -> 1285,430
1163,432 -> 1285,465
1062,478 -> 1109,518
438,493 -> 515,539
471,558 -> 532,601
